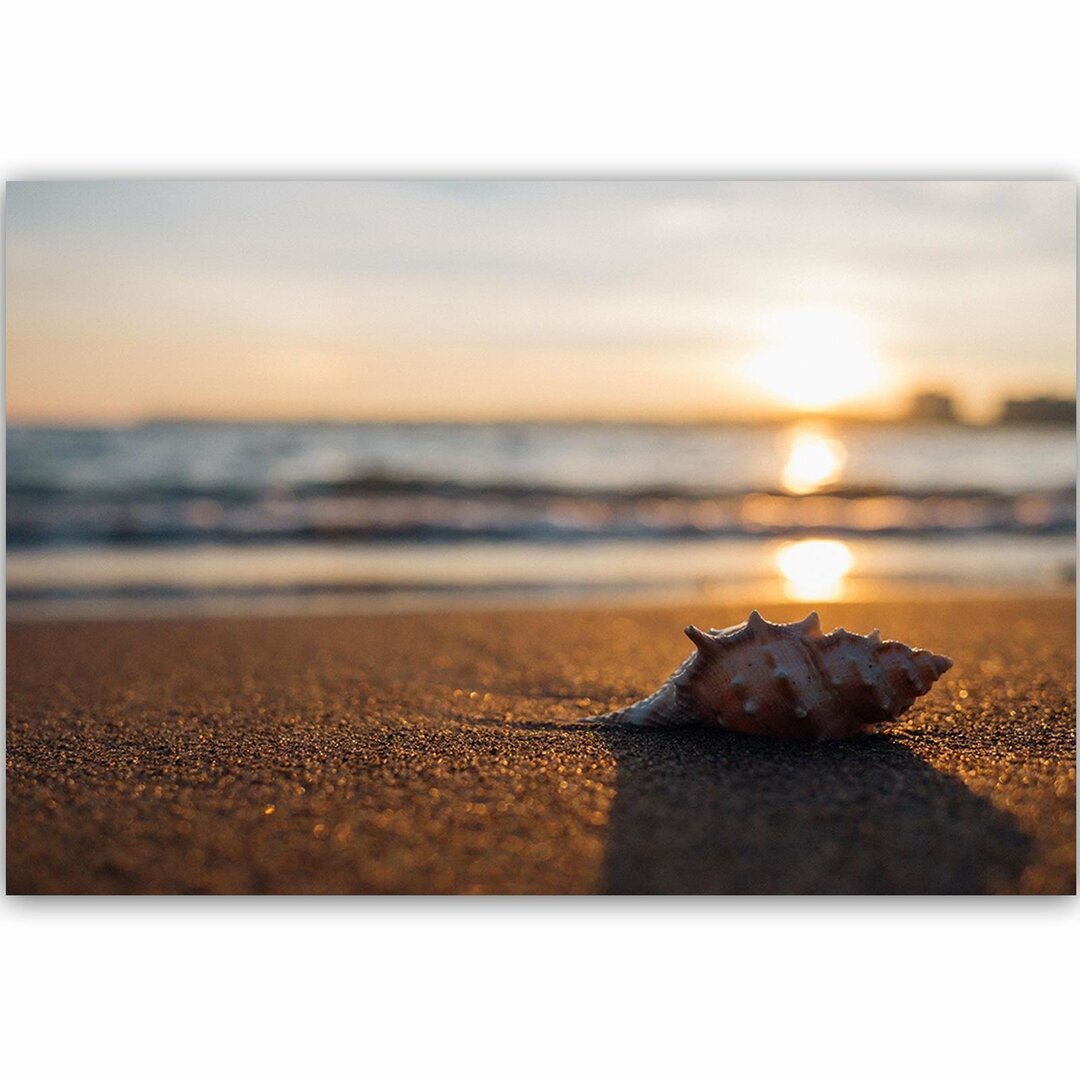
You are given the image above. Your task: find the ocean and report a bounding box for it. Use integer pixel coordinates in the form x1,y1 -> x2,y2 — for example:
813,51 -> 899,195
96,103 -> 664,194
6,420 -> 1075,617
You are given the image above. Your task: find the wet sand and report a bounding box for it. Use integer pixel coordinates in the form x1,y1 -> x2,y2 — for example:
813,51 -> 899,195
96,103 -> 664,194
6,597 -> 1075,894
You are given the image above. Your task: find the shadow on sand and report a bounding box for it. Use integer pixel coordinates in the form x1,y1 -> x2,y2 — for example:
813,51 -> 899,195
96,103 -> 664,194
588,728 -> 1032,894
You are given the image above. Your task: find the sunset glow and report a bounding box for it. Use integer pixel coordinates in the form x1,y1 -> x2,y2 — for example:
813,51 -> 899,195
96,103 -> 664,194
777,539 -> 854,600
746,308 -> 889,412
6,182 -> 1074,423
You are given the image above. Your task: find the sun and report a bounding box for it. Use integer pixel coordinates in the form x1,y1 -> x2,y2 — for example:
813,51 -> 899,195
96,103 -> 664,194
745,308 -> 887,411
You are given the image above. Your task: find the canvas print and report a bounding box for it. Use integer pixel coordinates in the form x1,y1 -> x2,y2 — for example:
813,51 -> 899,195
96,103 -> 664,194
5,180 -> 1075,894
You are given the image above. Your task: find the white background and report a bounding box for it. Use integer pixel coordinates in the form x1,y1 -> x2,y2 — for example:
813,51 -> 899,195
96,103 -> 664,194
2,2 -> 1076,1078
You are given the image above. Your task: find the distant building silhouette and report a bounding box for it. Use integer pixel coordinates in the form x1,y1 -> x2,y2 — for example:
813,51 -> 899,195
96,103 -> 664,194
906,392 -> 959,423
998,396 -> 1075,425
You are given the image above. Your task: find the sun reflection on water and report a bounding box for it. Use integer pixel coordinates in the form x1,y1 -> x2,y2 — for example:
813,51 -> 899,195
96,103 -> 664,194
781,427 -> 847,494
777,539 -> 854,600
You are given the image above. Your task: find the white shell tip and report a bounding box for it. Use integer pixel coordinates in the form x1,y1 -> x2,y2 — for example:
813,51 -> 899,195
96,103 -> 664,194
684,625 -> 714,651
747,610 -> 767,631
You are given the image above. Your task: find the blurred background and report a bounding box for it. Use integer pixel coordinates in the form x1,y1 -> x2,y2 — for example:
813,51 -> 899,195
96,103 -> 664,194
6,181 -> 1075,617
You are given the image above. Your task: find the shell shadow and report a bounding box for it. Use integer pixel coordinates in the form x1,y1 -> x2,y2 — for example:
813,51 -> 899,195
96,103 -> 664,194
590,728 -> 1033,894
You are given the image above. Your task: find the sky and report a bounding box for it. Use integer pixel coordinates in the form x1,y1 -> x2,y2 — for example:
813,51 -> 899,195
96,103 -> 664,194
6,180 -> 1075,423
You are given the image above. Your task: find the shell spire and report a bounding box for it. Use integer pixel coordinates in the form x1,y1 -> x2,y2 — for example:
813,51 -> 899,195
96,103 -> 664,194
684,625 -> 716,652
587,612 -> 953,740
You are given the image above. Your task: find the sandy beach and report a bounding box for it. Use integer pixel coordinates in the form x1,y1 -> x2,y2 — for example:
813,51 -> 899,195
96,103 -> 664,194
6,596 -> 1075,894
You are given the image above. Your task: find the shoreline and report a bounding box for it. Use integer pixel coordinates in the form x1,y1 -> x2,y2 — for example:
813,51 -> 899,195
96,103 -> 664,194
6,580 -> 1075,624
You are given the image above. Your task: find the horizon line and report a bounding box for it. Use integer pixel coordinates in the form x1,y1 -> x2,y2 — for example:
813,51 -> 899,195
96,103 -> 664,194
7,409 -> 1075,430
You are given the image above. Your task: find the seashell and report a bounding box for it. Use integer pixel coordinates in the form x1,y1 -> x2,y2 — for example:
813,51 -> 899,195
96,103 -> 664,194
587,610 -> 952,740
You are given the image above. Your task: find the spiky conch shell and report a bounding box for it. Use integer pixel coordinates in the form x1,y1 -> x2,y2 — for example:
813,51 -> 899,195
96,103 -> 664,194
587,611 -> 953,740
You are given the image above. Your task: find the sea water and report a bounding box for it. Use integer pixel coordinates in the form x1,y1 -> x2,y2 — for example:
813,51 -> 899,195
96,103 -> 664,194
7,420 -> 1074,617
